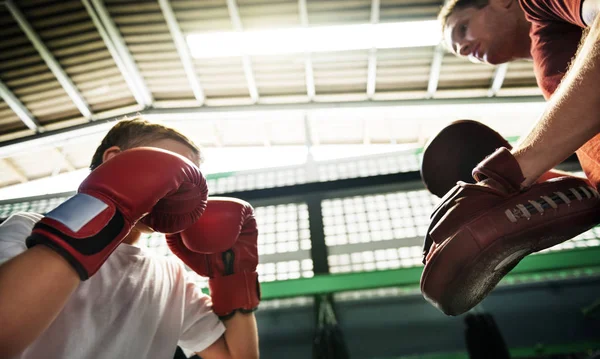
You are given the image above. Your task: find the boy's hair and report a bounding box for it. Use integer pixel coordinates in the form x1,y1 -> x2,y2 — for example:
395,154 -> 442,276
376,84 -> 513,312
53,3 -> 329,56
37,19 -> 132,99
90,116 -> 201,170
438,0 -> 490,34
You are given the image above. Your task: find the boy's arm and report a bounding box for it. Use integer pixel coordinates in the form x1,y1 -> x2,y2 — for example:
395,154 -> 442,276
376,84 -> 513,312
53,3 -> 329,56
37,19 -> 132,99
0,246 -> 79,357
197,312 -> 259,359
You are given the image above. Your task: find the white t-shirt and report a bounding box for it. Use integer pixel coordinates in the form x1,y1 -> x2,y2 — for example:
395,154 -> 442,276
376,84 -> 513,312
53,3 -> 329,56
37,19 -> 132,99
0,212 -> 225,359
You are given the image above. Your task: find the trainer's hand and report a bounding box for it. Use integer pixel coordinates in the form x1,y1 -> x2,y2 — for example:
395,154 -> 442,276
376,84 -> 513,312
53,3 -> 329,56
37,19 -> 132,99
167,197 -> 260,318
26,147 -> 208,280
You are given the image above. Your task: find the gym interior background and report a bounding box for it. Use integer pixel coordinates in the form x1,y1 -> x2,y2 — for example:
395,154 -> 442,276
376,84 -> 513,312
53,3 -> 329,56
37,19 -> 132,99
0,0 -> 599,358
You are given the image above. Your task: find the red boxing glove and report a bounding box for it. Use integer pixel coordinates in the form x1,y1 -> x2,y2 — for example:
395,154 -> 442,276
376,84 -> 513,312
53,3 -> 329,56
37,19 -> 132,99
167,197 -> 260,318
27,147 -> 208,280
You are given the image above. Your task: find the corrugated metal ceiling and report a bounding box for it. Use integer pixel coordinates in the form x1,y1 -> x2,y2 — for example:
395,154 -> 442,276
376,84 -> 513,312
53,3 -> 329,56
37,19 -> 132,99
0,0 -> 542,188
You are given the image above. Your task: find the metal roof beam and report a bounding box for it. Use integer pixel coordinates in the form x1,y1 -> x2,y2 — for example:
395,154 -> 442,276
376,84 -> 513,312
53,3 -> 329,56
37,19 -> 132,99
426,0 -> 453,99
426,44 -> 445,98
488,63 -> 509,97
0,79 -> 42,132
158,0 -> 206,105
213,121 -> 223,147
81,0 -> 151,108
55,147 -> 76,172
299,0 -> 316,100
366,0 -> 380,99
226,0 -> 259,103
3,158 -> 28,183
88,0 -> 154,108
6,0 -> 93,119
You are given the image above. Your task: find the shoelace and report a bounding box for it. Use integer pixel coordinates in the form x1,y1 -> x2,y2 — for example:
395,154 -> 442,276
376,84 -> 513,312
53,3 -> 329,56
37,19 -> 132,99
505,186 -> 600,223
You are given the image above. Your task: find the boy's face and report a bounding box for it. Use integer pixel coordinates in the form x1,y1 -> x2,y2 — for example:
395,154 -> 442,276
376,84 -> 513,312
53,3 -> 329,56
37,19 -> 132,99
443,1 -> 524,65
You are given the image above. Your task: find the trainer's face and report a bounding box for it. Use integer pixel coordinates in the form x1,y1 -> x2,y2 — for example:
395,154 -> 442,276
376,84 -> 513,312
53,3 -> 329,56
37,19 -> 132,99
444,1 -> 522,65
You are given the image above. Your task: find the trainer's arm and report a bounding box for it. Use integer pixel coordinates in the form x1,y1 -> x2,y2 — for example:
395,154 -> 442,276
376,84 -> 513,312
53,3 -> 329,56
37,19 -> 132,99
513,6 -> 600,186
0,246 -> 79,357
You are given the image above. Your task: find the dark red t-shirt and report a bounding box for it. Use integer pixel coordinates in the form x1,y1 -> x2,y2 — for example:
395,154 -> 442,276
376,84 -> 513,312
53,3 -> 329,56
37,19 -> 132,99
518,0 -> 600,188
518,0 -> 585,99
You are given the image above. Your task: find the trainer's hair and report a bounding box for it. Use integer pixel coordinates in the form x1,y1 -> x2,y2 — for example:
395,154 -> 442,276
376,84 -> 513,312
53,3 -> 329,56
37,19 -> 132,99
90,115 -> 201,170
438,0 -> 490,36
